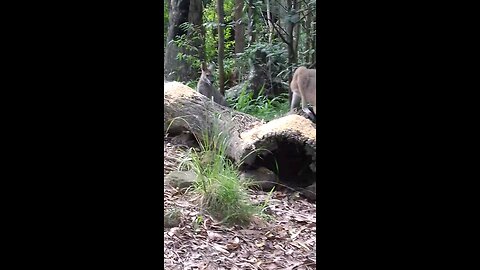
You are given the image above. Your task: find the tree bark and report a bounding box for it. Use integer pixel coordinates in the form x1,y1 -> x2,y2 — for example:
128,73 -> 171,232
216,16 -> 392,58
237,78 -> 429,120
164,81 -> 317,188
265,0 -> 274,96
164,0 -> 190,81
233,0 -> 245,86
164,0 -> 204,82
286,0 -> 295,104
234,0 -> 245,53
217,0 -> 225,95
189,0 -> 205,62
247,0 -> 256,45
305,9 -> 311,64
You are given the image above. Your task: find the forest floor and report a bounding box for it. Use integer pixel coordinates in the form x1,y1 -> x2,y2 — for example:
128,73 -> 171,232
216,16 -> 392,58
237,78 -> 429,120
164,137 -> 317,270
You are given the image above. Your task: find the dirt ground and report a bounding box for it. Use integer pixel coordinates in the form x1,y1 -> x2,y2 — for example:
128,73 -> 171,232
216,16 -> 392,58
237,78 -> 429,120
164,137 -> 317,270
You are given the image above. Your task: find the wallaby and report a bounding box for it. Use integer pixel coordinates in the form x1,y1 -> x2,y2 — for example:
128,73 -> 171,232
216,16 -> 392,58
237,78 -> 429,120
290,66 -> 316,120
196,62 -> 229,107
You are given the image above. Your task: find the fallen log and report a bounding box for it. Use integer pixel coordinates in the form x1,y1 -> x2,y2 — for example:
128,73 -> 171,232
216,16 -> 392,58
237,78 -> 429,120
164,81 -> 316,188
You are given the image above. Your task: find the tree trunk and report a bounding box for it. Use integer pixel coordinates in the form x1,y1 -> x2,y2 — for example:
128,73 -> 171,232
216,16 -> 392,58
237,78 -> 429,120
189,0 -> 205,62
265,0 -> 274,96
234,0 -> 245,83
244,0 -> 269,98
164,0 -> 190,81
247,0 -> 256,45
286,0 -> 295,103
217,0 -> 225,95
164,81 -> 316,188
312,16 -> 316,62
164,0 -> 170,47
164,0 -> 204,82
305,10 -> 311,64
293,0 -> 301,59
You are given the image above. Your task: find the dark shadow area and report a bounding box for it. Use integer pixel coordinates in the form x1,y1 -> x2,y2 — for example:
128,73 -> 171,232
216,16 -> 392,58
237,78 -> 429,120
248,138 -> 316,188
164,130 -> 199,149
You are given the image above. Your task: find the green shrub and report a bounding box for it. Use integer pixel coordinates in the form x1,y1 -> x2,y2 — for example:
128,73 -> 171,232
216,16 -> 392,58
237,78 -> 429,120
230,87 -> 290,121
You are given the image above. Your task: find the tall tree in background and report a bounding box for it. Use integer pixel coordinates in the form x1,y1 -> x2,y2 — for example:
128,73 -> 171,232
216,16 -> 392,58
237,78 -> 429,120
164,0 -> 204,82
286,0 -> 298,70
217,0 -> 225,95
293,0 -> 301,58
163,0 -> 316,98
304,6 -> 312,64
189,0 -> 205,62
246,0 -> 268,97
246,0 -> 256,45
233,0 -> 245,84
265,0 -> 277,94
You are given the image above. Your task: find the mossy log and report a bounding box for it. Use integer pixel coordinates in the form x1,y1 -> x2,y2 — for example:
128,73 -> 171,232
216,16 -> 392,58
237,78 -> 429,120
164,81 -> 316,187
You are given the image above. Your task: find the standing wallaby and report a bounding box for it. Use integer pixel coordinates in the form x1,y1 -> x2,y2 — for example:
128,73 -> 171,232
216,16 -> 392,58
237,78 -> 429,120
290,66 -> 316,120
196,62 -> 229,107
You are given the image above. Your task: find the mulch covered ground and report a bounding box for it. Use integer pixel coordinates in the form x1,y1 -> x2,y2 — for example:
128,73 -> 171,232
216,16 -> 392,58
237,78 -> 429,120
164,136 -> 317,270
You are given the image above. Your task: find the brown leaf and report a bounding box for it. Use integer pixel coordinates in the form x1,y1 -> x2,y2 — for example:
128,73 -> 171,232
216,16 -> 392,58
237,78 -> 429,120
255,240 -> 265,248
207,230 -> 223,241
238,229 -> 263,236
263,262 -> 280,270
289,227 -> 306,240
211,243 -> 229,254
226,237 -> 240,251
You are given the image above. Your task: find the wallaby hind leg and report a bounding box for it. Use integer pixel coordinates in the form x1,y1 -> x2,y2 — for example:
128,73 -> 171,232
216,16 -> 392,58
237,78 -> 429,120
291,92 -> 301,111
297,76 -> 315,120
300,94 -> 314,116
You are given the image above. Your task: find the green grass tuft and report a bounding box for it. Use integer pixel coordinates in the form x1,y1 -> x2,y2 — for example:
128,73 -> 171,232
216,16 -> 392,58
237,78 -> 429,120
179,113 -> 268,225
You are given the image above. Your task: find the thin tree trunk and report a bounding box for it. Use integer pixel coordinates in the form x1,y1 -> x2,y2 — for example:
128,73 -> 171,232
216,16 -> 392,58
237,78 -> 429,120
233,0 -> 245,86
247,0 -> 256,45
218,0 -> 225,95
265,0 -> 274,93
286,0 -> 295,103
293,0 -> 301,61
305,9 -> 312,64
234,0 -> 245,55
312,16 -> 316,62
189,0 -> 205,62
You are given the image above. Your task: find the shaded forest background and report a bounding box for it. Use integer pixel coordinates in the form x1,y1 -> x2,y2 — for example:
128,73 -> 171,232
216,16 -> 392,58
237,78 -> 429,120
164,0 -> 316,110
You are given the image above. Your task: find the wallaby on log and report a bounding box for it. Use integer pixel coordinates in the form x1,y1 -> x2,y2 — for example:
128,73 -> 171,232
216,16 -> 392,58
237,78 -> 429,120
290,66 -> 316,120
196,62 -> 229,107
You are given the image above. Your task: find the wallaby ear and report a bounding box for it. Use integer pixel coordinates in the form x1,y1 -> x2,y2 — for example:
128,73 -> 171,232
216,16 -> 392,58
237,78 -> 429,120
201,62 -> 207,71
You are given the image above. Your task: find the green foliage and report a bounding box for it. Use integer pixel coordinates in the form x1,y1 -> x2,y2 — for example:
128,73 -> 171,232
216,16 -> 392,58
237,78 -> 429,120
171,22 -> 204,71
165,0 -> 316,120
238,41 -> 289,80
202,0 -> 236,63
230,86 -> 290,122
165,0 -> 317,69
192,214 -> 204,230
185,80 -> 198,89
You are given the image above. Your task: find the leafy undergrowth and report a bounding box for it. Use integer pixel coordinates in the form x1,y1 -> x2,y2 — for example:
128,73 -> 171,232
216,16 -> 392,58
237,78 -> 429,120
230,88 -> 290,122
164,137 -> 317,270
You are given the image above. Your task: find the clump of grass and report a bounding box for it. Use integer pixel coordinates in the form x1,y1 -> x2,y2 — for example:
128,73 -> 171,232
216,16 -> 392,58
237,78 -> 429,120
180,113 -> 266,225
229,86 -> 290,121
